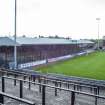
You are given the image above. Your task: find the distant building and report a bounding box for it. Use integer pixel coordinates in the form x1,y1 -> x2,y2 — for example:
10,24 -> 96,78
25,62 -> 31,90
0,37 -> 94,68
103,36 -> 105,46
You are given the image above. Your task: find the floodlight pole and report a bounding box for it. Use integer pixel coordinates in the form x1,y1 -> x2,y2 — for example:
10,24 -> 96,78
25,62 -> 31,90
14,0 -> 17,69
96,18 -> 100,50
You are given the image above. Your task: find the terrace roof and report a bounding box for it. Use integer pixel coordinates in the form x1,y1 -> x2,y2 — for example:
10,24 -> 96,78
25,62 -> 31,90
10,37 -> 94,45
0,37 -> 94,46
0,37 -> 19,46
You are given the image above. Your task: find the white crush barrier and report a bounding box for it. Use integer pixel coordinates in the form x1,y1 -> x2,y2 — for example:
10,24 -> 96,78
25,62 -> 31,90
18,60 -> 46,69
48,55 -> 75,63
76,52 -> 86,56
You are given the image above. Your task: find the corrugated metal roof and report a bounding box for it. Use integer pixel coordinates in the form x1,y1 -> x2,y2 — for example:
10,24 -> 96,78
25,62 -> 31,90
0,37 -> 94,46
14,37 -> 75,45
0,37 -> 19,46
10,37 -> 94,45
76,40 -> 94,44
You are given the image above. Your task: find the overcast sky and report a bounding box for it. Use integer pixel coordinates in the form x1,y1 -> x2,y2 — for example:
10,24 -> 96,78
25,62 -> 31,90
0,0 -> 105,39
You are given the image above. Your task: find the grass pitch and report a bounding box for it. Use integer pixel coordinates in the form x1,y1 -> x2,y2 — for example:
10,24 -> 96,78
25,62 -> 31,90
35,51 -> 105,80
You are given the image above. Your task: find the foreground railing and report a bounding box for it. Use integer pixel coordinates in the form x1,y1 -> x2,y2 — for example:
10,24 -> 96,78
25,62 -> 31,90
0,68 -> 100,95
1,76 -> 105,105
0,91 -> 35,105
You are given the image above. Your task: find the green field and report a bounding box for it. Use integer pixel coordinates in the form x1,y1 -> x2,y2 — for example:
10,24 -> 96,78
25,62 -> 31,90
35,51 -> 105,80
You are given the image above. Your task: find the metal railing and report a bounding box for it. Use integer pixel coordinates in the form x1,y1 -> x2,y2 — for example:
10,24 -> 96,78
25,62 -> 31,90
1,75 -> 105,105
0,68 -> 100,95
0,91 -> 35,105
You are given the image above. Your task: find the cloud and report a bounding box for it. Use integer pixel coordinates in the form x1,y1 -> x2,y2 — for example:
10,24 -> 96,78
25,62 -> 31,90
18,0 -> 40,14
0,0 -> 105,39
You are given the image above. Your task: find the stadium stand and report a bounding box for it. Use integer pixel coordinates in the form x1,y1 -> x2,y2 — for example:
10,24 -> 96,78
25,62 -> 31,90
0,37 -> 94,69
